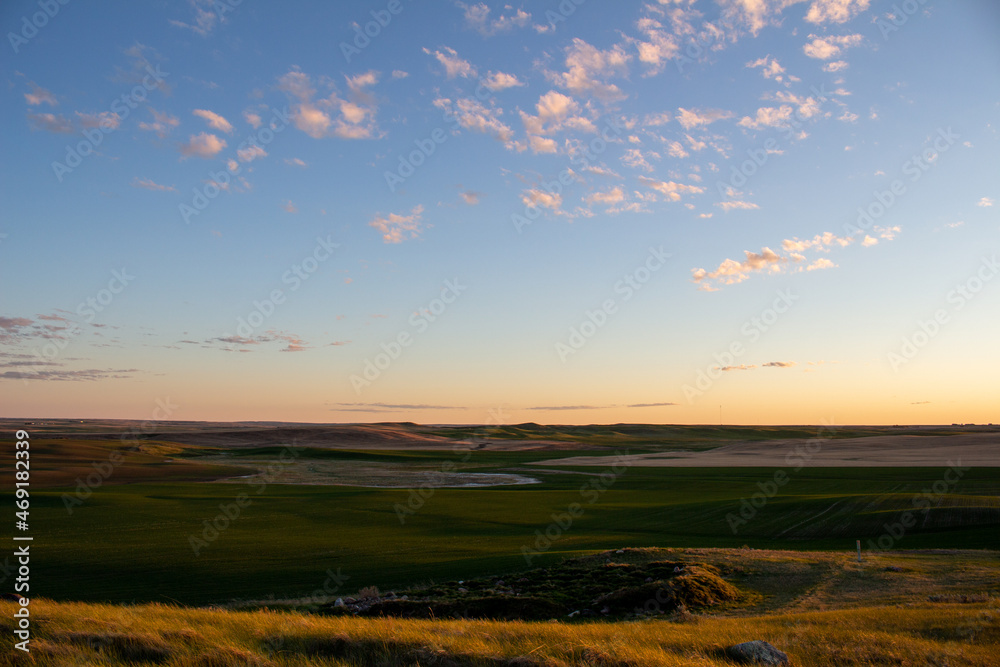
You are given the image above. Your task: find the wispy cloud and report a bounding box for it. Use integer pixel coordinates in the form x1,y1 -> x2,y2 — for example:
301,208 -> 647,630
423,46 -> 477,78
24,82 -> 57,106
139,109 -> 180,138
27,112 -> 73,133
545,38 -> 630,100
370,205 -> 426,243
193,109 -> 234,133
675,107 -> 734,130
131,177 -> 177,192
803,34 -> 863,60
459,2 -> 531,36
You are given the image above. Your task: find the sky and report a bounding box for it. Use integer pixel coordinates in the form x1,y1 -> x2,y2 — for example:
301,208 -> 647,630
1,0 -> 998,426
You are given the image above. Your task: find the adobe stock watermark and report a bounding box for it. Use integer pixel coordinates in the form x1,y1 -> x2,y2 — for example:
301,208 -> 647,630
513,116 -> 626,234
394,407 -> 509,524
299,568 -> 351,611
845,127 -> 959,237
888,254 -> 997,371
29,268 -> 134,370
726,420 -> 837,535
189,445 -> 301,556
556,246 -> 670,362
682,289 -> 798,403
539,0 -> 589,32
350,278 -> 467,394
866,460 -> 969,554
673,20 -> 726,73
179,107 -> 291,224
715,85 -> 833,199
875,0 -> 928,40
7,0 -> 70,54
51,67 -> 169,182
62,397 -> 179,515
222,235 -> 339,348
521,451 -> 630,565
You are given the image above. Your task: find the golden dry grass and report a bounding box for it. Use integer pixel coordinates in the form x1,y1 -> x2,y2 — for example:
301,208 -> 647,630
2,595 -> 998,666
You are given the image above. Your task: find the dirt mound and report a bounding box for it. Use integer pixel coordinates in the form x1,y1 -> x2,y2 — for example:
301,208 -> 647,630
324,556 -> 751,621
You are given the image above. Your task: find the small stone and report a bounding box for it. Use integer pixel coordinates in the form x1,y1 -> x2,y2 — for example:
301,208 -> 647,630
726,640 -> 789,666
333,598 -> 345,607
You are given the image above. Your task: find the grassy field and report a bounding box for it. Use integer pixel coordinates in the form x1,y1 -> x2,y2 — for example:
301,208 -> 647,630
5,423 -> 1000,664
22,439 -> 1000,604
4,548 -> 999,666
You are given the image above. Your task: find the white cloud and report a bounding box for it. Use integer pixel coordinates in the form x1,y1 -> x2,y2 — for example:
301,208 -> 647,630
644,112 -> 671,126
695,226 -> 892,290
632,16 -> 680,72
717,200 -> 759,211
747,55 -> 786,80
738,105 -> 794,129
806,257 -> 836,271
370,205 -> 426,243
423,46 -> 477,78
692,246 -> 789,289
434,97 -> 515,147
243,110 -> 262,128
284,157 -> 307,167
179,132 -> 227,159
282,200 -> 298,214
823,60 -> 849,72
521,189 -> 563,212
977,197 -> 994,207
460,2 -> 531,35
546,38 -> 630,100
460,190 -> 482,205
482,71 -> 523,91
676,107 -> 734,130
667,141 -> 689,158
803,33 -> 863,59
278,68 -> 380,140
805,0 -> 871,24
392,70 -> 409,79
781,231 -> 853,252
621,149 -> 658,172
528,135 -> 558,153
193,109 -> 233,133
586,187 -> 625,205
637,176 -> 705,201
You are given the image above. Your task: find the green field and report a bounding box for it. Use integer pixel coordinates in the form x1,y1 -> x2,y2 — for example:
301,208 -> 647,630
27,444 -> 1000,604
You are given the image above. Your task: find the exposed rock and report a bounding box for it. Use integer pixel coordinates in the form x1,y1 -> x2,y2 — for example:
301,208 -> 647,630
726,640 -> 790,665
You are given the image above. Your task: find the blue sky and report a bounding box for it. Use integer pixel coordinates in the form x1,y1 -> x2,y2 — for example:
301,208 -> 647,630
1,0 -> 998,425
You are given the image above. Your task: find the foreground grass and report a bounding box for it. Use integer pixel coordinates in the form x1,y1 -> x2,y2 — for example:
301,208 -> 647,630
3,596 -> 998,666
